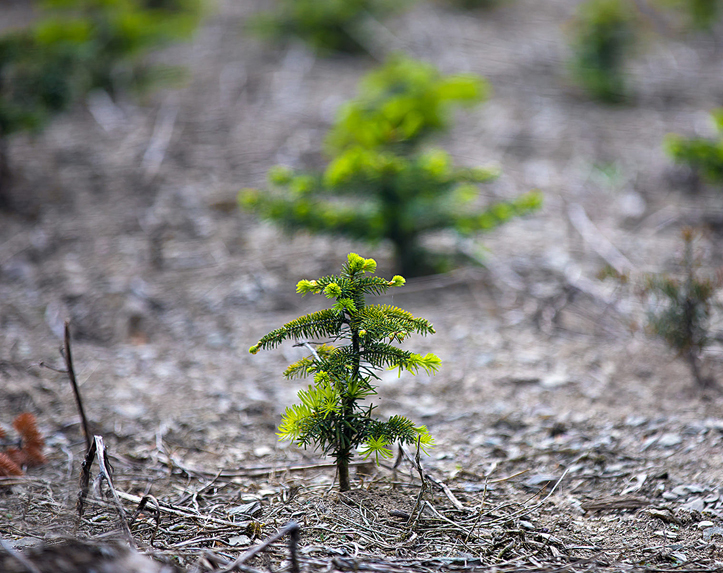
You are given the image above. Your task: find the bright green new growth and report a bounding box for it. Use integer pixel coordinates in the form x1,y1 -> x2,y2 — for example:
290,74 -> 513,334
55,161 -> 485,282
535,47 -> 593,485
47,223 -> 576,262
665,109 -> 723,185
326,56 -> 487,153
645,230 -> 719,388
247,0 -> 414,55
240,57 -> 542,276
249,253 -> 439,491
567,0 -> 638,103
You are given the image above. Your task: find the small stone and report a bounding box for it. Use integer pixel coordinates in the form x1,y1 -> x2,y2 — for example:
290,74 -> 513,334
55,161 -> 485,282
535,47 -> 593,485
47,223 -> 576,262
618,191 -> 646,219
228,534 -> 251,546
540,373 -> 571,388
253,446 -> 272,457
682,498 -> 705,513
670,552 -> 688,563
698,521 -> 715,529
658,433 -> 682,448
662,492 -> 679,501
625,415 -> 647,427
229,501 -> 262,517
524,474 -> 560,489
112,402 -> 146,419
703,527 -> 723,541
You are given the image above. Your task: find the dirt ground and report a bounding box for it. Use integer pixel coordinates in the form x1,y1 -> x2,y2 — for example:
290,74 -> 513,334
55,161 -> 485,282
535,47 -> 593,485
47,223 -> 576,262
1,0 -> 723,571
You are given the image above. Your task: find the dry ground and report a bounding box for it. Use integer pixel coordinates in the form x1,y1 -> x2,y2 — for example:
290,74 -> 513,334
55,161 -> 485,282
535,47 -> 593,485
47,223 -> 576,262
1,0 -> 723,571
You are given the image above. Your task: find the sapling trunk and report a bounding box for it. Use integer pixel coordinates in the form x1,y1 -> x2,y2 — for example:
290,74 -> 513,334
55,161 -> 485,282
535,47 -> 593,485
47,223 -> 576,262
684,349 -> 708,389
336,445 -> 352,492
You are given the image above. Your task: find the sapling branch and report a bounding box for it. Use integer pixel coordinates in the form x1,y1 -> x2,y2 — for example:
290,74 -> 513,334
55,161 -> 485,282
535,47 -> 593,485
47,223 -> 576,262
293,341 -> 321,361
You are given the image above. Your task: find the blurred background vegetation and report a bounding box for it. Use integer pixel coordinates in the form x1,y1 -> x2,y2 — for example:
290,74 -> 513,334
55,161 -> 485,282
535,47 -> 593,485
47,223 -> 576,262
0,0 -> 202,207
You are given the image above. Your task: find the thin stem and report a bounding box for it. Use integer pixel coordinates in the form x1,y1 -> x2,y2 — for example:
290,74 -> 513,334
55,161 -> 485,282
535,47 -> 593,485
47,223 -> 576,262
63,321 -> 92,453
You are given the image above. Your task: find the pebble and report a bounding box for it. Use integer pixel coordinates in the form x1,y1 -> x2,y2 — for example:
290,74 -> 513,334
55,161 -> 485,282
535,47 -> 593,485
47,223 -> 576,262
682,499 -> 705,512
228,534 -> 251,546
662,492 -> 678,501
540,373 -> 570,388
703,527 -> 723,541
698,521 -> 715,529
658,433 -> 682,448
229,501 -> 262,517
253,445 -> 272,457
672,485 -> 705,496
524,474 -> 560,488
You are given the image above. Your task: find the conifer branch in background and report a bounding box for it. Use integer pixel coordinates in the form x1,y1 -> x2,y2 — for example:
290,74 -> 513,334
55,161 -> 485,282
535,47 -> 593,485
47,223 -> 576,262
665,109 -> 723,186
249,253 -> 439,491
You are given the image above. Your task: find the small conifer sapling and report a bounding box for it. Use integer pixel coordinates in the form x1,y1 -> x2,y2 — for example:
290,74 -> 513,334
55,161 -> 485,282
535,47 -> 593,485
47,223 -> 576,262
645,229 -> 721,389
567,0 -> 638,103
249,253 -> 440,491
240,57 -> 542,276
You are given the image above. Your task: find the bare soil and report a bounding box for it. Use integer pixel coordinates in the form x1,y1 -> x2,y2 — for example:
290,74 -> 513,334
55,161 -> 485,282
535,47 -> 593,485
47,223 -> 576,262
1,1 -> 723,571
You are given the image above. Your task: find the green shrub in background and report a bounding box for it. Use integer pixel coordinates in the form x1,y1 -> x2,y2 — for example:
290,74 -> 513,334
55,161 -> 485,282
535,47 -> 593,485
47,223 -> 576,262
240,57 -> 542,276
249,253 -> 439,491
0,0 -> 201,208
247,0 -> 414,55
656,0 -> 723,30
567,0 -> 638,103
437,0 -> 508,10
665,109 -> 723,185
644,229 -> 720,389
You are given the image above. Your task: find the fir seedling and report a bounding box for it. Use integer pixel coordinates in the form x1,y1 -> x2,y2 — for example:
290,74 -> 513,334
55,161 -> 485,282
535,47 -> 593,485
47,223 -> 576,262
240,57 -> 542,276
664,109 -> 723,186
567,0 -> 638,103
247,0 -> 414,55
249,253 -> 439,491
644,230 -> 721,388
